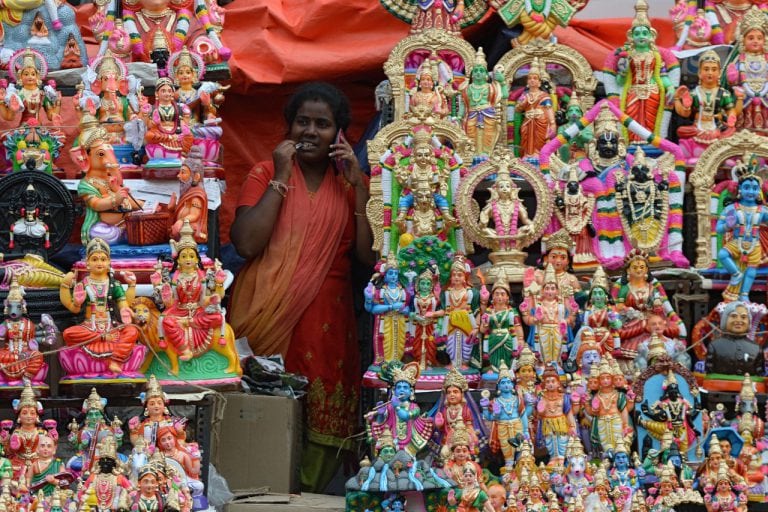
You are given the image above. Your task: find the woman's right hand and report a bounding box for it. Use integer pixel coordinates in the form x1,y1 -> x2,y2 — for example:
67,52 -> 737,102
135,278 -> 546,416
272,140 -> 297,182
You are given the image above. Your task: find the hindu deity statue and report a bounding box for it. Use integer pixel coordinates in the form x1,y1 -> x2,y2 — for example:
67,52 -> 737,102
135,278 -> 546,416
584,356 -> 631,457
0,275 -> 56,386
733,375 -> 764,444
673,50 -> 739,164
514,346 -> 539,441
584,467 -> 615,512
711,0 -> 767,44
408,266 -> 445,370
608,440 -> 640,502
636,326 -> 690,373
640,371 -> 701,457
447,463 -> 493,512
156,424 -> 204,501
479,163 -> 534,252
613,249 -> 685,351
480,362 -> 530,472
603,0 -> 679,142
408,54 -> 451,119
392,128 -> 457,239
144,77 -> 193,163
9,184 -> 51,254
696,436 -> 746,490
1,382 -> 58,480
703,462 -> 748,512
152,221 -> 239,376
365,362 -> 434,457
79,434 -> 134,510
66,388 -> 124,476
530,229 -> 582,301
432,367 -> 484,453
487,482 -> 506,512
459,47 -> 507,160
490,0 -> 586,45
726,6 -> 768,134
0,48 -> 61,128
700,301 -> 764,376
557,92 -> 593,163
77,51 -> 144,147
77,123 -> 144,245
364,255 -> 410,365
478,270 -> 523,374
440,255 -> 480,369
129,464 -> 172,512
25,434 -> 67,496
581,266 -> 620,356
169,147 -> 208,243
129,376 -> 182,447
168,46 -> 226,164
515,58 -> 555,160
443,424 -> 484,490
716,159 -> 768,301
59,238 -> 144,379
553,165 -> 599,269
521,264 -> 578,367
535,364 -> 577,466
379,0 -> 489,34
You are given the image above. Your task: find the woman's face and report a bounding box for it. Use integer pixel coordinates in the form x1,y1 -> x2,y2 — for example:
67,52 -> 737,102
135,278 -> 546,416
21,67 -> 38,88
178,248 -> 199,271
176,66 -> 195,87
290,100 -> 337,166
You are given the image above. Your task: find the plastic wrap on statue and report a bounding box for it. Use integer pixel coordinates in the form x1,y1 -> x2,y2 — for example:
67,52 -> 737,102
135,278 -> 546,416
633,358 -> 703,464
456,150 -> 553,283
382,29 -> 477,122
602,0 -> 680,143
146,220 -> 240,389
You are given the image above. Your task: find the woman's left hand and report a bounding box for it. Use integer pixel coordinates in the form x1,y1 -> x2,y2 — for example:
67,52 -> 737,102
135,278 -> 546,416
330,139 -> 365,189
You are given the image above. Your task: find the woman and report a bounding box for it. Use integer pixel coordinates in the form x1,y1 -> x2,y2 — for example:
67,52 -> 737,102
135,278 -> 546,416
229,82 -> 373,492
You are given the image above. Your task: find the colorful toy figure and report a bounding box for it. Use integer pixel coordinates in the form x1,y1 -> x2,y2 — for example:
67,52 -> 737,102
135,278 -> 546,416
129,376 -> 180,447
0,48 -> 61,128
443,425 -> 484,489
703,462 -> 748,512
603,0 -> 680,142
25,434 -> 67,496
531,229 -> 582,300
66,388 -> 124,475
170,147 -> 208,243
78,434 -> 134,509
673,50 -> 739,164
535,364 -> 577,465
478,270 -> 524,373
447,463 -> 492,512
726,6 -> 768,134
144,77 -> 194,164
702,301 -> 764,376
640,371 -> 701,457
379,0 -> 489,34
365,255 -> 410,365
584,356 -> 632,457
432,368 -> 485,453
409,55 -> 451,118
515,58 -> 555,160
635,317 -> 691,372
479,169 -> 534,252
440,255 -> 480,369
581,266 -> 621,356
491,0 -> 586,45
366,362 -> 434,457
459,48 -> 507,160
552,165 -> 599,269
0,275 -> 56,386
480,362 -> 529,471
59,238 -> 145,379
716,158 -> 768,301
557,92 -> 593,163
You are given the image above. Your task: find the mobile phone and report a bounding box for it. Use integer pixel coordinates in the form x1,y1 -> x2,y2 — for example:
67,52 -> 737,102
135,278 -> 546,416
334,129 -> 348,175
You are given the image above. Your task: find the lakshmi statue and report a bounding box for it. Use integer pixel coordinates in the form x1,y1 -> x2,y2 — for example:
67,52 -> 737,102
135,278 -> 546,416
66,388 -> 124,476
459,48 -> 507,160
365,362 -> 434,457
521,264 -> 578,367
479,165 -> 533,252
77,123 -> 144,245
168,47 -> 226,164
440,255 -> 479,369
364,255 -> 410,365
716,158 -> 768,301
409,54 -> 450,119
581,266 -> 621,356
447,463 -> 493,512
152,221 -> 239,375
515,58 -> 555,159
535,364 -> 577,466
0,275 -> 56,386
603,0 -> 679,142
673,50 -> 739,164
584,357 -> 631,457
703,463 -> 748,512
408,266 -> 445,370
478,270 -> 524,373
144,77 -> 194,163
480,362 -> 530,471
0,48 -> 61,128
59,238 -> 144,379
639,371 -> 701,457
553,165 -> 599,269
432,367 -> 485,453
726,6 -> 768,134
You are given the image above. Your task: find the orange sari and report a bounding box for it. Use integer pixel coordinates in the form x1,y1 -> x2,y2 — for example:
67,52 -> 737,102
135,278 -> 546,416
229,161 -> 360,448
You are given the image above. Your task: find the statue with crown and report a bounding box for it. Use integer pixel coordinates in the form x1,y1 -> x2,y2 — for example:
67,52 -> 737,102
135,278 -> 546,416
144,219 -> 240,389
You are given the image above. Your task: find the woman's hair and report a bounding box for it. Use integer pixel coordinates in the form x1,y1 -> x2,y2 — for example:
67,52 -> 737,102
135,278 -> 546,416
283,82 -> 351,132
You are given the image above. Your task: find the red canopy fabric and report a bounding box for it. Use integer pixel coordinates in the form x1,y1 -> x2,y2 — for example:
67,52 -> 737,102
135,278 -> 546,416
61,1 -> 677,242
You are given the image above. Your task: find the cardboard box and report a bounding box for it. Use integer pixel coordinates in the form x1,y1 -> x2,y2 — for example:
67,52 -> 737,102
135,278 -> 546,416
225,493 -> 344,512
214,393 -> 302,494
